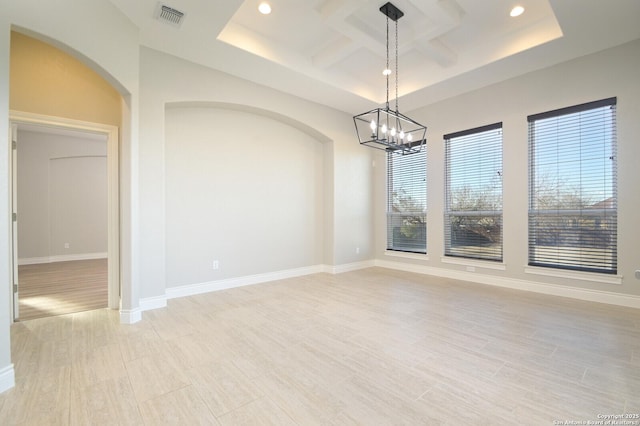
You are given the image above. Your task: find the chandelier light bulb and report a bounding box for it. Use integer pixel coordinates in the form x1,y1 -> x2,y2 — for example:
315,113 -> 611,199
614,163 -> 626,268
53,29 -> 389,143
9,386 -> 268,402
407,133 -> 413,142
383,69 -> 392,76
390,127 -> 396,137
381,124 -> 388,134
399,130 -> 405,140
370,120 -> 376,131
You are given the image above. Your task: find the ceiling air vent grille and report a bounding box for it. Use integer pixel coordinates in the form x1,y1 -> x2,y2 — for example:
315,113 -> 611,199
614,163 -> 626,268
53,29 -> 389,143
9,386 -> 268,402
154,3 -> 185,28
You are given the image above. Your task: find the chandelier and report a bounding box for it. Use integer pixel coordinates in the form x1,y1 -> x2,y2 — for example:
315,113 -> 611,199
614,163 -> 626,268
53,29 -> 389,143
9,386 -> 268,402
353,2 -> 426,155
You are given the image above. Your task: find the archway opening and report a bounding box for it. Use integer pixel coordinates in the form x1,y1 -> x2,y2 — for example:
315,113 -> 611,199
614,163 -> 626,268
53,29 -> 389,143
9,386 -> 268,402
9,31 -> 122,321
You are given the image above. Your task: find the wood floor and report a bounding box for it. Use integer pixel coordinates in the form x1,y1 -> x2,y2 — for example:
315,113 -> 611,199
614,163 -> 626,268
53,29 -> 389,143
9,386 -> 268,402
1,267 -> 639,425
17,259 -> 108,321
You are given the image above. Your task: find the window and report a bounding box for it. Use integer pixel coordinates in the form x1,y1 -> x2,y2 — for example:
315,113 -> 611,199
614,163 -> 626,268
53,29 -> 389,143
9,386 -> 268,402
387,149 -> 426,253
444,123 -> 503,261
528,98 -> 617,274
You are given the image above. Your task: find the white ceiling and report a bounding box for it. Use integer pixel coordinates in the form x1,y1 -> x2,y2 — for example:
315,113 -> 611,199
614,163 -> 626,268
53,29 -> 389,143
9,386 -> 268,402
107,0 -> 640,114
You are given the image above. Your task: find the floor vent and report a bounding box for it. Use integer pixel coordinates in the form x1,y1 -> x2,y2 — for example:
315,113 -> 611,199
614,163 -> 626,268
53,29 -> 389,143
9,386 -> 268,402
154,3 -> 186,28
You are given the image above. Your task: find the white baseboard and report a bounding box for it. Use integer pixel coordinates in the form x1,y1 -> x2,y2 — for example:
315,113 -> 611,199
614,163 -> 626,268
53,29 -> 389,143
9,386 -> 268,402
0,364 -> 15,394
19,252 -> 107,265
140,263 -> 374,313
140,295 -> 167,311
323,260 -> 376,274
166,264 -> 325,300
375,259 -> 640,309
120,308 -> 142,324
129,257 -> 640,318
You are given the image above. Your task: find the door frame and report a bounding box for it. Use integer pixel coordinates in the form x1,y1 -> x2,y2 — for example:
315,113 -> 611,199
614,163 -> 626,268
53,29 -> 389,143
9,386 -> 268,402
10,123 -> 18,320
9,110 -> 120,320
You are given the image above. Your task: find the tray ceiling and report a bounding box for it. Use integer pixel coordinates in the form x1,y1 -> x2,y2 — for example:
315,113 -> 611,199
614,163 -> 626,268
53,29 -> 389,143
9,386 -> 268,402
108,0 -> 640,114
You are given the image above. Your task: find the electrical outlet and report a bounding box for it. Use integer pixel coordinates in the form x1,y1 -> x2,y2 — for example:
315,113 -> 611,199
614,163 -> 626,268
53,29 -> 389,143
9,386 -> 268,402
64,243 -> 70,249
635,270 -> 640,279
212,260 -> 219,270
356,247 -> 360,254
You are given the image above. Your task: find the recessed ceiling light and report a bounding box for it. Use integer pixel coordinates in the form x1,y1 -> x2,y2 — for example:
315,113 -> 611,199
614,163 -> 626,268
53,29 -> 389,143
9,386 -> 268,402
510,6 -> 525,17
258,2 -> 271,15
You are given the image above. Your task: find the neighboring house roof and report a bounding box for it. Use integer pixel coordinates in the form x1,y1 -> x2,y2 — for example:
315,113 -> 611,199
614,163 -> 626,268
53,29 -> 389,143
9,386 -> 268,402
589,197 -> 616,209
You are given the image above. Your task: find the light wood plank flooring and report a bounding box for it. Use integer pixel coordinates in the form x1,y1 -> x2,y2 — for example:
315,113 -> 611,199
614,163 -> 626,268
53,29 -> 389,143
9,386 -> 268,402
2,267 -> 639,424
18,259 -> 108,321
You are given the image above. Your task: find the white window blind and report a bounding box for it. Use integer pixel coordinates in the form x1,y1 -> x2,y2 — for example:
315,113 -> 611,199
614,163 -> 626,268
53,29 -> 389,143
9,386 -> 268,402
387,149 -> 427,253
444,123 -> 503,261
528,98 -> 617,274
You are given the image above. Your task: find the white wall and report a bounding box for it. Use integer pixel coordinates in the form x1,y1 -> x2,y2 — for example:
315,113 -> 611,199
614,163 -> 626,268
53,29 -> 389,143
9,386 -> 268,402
0,0 -> 140,392
375,39 -> 640,298
17,129 -> 107,262
139,47 -> 374,300
165,106 -> 324,286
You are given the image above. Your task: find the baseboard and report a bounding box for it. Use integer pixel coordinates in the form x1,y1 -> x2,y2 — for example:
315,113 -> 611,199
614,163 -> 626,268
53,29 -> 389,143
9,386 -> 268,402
375,259 -> 640,309
120,307 -> 142,324
323,260 -> 376,274
139,261 -> 376,314
166,264 -> 325,300
140,295 -> 167,311
18,252 -> 107,265
0,364 -> 15,394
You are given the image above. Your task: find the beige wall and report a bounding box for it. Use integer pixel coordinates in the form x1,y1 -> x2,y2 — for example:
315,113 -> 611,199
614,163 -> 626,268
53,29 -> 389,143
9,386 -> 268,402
10,31 -> 121,127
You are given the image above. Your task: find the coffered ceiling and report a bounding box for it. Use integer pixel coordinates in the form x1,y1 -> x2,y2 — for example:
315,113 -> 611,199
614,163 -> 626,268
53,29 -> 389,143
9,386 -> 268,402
108,0 -> 640,114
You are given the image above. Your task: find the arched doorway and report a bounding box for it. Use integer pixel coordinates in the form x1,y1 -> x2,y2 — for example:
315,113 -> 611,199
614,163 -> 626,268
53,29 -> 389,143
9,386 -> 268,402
9,31 -> 121,321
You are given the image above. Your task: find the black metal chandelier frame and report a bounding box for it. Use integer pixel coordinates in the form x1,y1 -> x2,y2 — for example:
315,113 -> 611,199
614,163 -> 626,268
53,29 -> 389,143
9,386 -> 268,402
353,2 -> 426,155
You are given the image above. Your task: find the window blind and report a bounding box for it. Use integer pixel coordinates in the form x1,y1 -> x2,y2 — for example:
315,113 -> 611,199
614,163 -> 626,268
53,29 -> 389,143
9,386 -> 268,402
387,149 -> 427,253
444,123 -> 503,261
528,97 -> 617,274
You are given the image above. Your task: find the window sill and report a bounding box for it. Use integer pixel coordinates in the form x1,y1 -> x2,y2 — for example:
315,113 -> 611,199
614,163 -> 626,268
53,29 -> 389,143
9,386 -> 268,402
524,266 -> 622,285
440,256 -> 506,271
384,250 -> 429,262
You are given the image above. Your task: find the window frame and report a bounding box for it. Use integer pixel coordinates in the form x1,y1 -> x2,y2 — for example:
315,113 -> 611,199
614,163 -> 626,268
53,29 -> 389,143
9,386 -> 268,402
527,97 -> 618,274
386,147 -> 427,254
444,122 -> 503,262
